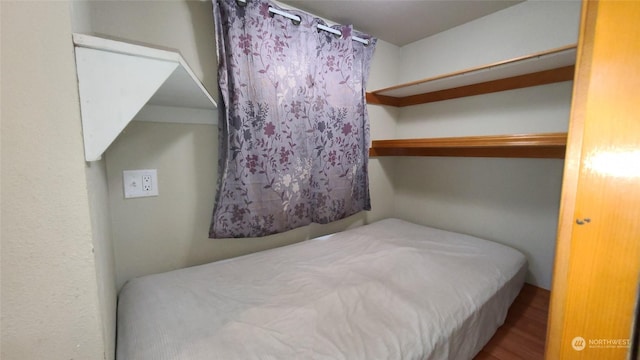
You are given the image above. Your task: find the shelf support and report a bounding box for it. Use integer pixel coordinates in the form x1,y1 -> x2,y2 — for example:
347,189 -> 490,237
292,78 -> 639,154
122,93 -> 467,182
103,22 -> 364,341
72,34 -> 217,162
75,47 -> 178,161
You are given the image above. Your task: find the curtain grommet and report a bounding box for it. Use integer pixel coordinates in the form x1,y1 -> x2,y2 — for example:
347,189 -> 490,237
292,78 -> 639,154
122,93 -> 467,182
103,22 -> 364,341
235,0 -> 247,7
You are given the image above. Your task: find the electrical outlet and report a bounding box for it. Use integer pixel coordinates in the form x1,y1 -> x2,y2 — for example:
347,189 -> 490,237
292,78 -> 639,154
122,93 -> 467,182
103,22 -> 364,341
123,169 -> 158,198
142,175 -> 152,191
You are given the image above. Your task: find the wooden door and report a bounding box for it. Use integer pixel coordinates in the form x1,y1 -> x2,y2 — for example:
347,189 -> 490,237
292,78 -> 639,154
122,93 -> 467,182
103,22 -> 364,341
546,0 -> 640,359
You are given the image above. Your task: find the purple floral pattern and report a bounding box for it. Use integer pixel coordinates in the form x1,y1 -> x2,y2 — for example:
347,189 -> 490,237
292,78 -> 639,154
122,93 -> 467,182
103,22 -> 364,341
210,0 -> 377,238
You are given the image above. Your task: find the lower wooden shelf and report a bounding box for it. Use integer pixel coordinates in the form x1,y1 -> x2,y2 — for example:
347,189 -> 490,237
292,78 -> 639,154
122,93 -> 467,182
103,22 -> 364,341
369,132 -> 567,159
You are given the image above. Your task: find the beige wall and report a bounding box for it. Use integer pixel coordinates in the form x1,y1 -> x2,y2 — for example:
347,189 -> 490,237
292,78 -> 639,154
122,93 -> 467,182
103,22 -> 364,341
84,160 -> 117,360
105,122 -> 354,288
0,2 -> 580,359
366,38 -> 401,252
72,0 -> 400,289
71,0 -> 218,96
1,2 -> 106,359
102,37 -> 400,287
0,1 -> 579,359
73,0 -> 577,292
398,0 -> 581,83
390,0 -> 581,289
396,82 -> 574,139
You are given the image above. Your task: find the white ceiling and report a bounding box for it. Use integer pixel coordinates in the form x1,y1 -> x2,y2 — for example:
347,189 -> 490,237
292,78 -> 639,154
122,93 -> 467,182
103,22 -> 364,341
278,0 -> 523,46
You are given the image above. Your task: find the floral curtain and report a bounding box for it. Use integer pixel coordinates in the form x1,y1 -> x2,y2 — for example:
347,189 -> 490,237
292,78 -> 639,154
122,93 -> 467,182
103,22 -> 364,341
210,0 -> 377,238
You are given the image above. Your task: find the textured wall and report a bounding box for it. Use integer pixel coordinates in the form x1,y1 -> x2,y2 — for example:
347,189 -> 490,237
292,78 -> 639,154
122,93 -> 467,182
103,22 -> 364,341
1,2 -> 105,359
71,0 -> 218,96
398,0 -> 581,83
390,0 -> 581,289
71,0 -> 400,289
103,37 -> 401,289
84,160 -> 117,360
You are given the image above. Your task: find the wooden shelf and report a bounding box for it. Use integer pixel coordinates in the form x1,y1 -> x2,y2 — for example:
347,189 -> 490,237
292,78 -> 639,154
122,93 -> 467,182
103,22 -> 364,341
367,45 -> 577,107
369,133 -> 567,159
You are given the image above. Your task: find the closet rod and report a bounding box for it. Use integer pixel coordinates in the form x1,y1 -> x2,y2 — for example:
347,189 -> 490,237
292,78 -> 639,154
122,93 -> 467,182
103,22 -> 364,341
235,0 -> 370,45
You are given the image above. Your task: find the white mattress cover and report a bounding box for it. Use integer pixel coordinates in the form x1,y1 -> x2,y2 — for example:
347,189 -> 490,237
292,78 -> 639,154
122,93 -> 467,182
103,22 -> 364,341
117,218 -> 526,360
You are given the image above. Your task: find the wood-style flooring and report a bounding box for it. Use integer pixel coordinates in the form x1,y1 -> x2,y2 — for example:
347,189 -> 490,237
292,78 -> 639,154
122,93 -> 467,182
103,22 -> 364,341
475,283 -> 550,360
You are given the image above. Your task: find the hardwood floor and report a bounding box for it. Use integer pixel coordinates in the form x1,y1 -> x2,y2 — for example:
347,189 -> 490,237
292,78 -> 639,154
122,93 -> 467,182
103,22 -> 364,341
475,284 -> 550,360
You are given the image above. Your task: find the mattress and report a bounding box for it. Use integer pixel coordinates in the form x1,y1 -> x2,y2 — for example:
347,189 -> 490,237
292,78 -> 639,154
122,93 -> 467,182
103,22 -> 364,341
117,218 -> 527,360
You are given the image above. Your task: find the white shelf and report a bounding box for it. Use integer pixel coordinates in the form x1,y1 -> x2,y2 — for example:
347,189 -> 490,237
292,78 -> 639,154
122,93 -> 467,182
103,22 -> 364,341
73,34 -> 217,161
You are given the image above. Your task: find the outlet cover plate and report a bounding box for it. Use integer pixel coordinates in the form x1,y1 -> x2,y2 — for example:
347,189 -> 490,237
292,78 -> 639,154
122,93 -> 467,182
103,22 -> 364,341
123,169 -> 158,198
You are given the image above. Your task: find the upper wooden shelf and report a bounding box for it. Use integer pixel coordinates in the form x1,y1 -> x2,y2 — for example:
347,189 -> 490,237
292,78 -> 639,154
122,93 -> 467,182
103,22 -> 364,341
367,45 -> 577,107
369,133 -> 567,159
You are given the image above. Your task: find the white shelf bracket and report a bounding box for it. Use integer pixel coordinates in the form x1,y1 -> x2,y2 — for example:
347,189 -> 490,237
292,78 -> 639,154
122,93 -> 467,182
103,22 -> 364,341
75,47 -> 178,161
72,34 -> 217,162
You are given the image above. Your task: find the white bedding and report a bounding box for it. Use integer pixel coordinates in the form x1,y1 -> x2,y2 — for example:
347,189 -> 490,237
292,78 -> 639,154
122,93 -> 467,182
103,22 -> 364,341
117,218 -> 526,360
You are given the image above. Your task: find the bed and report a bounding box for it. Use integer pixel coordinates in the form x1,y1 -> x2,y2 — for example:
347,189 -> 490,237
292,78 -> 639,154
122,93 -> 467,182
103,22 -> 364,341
116,218 -> 527,360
